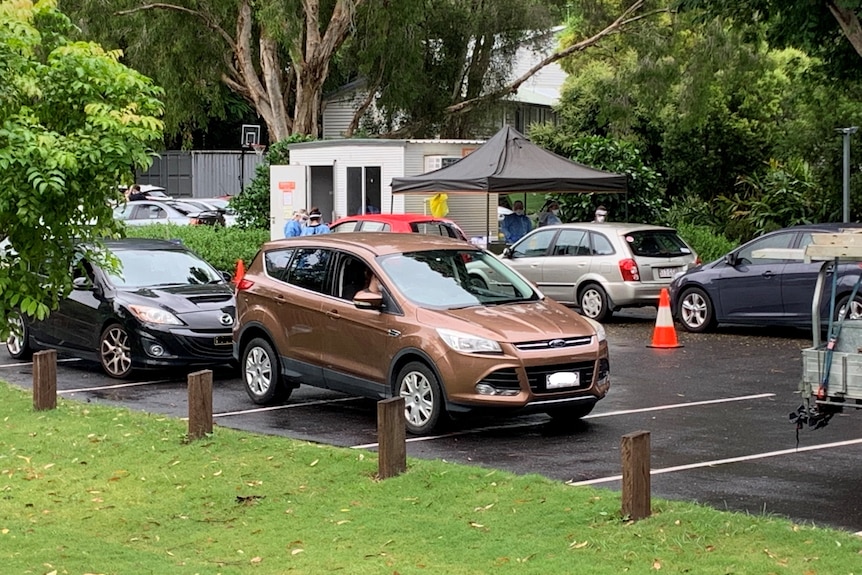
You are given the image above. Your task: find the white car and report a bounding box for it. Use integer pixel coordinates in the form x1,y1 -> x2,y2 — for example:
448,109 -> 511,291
113,200 -> 226,227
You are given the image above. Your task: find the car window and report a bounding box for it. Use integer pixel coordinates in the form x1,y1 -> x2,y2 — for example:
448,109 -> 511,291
264,248 -> 295,281
287,248 -> 332,293
380,249 -> 538,308
335,254 -> 372,301
511,229 -> 555,258
736,232 -> 794,265
106,249 -> 222,287
360,221 -> 389,232
412,222 -> 464,240
131,205 -> 168,220
330,221 -> 359,233
626,230 -> 692,257
551,229 -> 589,256
590,232 -> 615,256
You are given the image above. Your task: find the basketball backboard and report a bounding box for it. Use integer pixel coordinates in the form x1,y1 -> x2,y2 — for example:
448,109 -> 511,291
241,124 -> 261,148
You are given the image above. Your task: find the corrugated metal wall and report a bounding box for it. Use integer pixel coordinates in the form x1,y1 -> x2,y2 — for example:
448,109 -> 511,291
136,150 -> 264,199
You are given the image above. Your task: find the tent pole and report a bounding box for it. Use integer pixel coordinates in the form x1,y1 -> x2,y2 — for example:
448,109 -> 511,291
486,193 -> 490,246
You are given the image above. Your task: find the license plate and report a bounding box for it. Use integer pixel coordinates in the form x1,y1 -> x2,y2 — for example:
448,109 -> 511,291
214,335 -> 232,346
546,371 -> 579,389
658,267 -> 680,279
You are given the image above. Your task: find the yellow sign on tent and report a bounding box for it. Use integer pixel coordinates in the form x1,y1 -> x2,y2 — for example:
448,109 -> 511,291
429,193 -> 449,217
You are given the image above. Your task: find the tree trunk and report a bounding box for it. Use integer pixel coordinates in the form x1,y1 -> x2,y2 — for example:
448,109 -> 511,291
826,1 -> 862,59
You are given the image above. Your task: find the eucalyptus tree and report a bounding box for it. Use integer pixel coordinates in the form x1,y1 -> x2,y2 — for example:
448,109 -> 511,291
0,0 -> 164,334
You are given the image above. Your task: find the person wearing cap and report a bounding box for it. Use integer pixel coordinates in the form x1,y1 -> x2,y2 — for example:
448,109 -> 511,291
301,210 -> 330,235
593,205 -> 609,223
284,210 -> 304,237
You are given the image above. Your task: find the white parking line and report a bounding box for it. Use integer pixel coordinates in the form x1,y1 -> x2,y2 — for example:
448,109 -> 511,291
349,393 -> 777,449
59,379 -> 177,394
567,438 -> 862,486
0,358 -> 81,368
214,396 -> 363,417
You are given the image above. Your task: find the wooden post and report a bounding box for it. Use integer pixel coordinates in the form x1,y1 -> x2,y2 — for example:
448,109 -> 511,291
377,397 -> 406,479
187,370 -> 213,440
621,430 -> 651,520
32,349 -> 57,411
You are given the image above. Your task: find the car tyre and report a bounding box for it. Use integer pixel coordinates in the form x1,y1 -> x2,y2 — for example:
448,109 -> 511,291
836,294 -> 862,321
579,283 -> 612,322
396,361 -> 444,435
242,337 -> 291,405
6,312 -> 32,360
100,323 -> 133,379
678,287 -> 716,333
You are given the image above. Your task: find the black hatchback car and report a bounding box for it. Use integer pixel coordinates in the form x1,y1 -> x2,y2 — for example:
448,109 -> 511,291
669,223 -> 862,332
5,239 -> 236,378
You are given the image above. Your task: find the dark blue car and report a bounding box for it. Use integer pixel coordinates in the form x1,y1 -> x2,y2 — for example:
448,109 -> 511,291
668,223 -> 862,332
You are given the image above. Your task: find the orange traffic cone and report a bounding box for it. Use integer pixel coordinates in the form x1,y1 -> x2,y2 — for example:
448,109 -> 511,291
233,259 -> 246,284
648,288 -> 682,349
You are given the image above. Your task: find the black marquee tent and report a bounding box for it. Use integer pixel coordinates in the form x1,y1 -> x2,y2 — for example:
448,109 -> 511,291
390,125 -> 628,195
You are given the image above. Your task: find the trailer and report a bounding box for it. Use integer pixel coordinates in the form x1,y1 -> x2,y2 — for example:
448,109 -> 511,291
780,230 -> 862,429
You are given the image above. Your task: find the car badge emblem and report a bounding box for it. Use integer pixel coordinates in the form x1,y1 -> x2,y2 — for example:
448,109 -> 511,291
219,313 -> 234,326
548,339 -> 566,348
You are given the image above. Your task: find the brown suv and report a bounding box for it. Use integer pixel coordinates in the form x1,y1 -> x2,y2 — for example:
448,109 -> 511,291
233,233 -> 610,435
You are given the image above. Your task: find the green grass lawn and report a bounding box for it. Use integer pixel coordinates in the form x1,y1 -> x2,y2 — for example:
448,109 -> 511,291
1,381 -> 859,574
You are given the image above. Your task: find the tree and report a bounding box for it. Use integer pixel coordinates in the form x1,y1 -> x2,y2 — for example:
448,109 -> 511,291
0,0 -> 164,336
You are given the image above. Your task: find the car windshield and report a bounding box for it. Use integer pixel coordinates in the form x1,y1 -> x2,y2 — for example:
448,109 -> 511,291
106,249 -> 223,287
378,249 -> 539,309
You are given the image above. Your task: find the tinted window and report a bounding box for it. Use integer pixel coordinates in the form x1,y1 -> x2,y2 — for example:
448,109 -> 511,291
413,222 -> 462,239
737,232 -> 794,265
552,229 -> 589,256
512,229 -> 555,258
590,232 -> 615,256
287,248 -> 331,293
131,205 -> 168,220
626,231 -> 692,257
330,221 -> 359,233
265,249 -> 295,281
361,221 -> 389,232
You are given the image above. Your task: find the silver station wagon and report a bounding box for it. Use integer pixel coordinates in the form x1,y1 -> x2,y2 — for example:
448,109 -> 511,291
497,222 -> 699,321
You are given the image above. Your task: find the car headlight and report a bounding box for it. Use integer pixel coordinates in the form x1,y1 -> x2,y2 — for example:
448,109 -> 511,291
436,328 -> 502,353
127,304 -> 183,325
581,316 -> 607,343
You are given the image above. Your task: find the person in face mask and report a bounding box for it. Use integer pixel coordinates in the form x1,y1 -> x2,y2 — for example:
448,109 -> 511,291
501,200 -> 532,244
594,205 -> 608,223
538,201 -> 562,227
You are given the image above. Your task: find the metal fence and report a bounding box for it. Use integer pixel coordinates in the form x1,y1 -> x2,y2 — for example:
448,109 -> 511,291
135,150 -> 265,199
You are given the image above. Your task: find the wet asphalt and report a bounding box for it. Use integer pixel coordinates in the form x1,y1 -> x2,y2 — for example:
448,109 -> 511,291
2,309 -> 861,533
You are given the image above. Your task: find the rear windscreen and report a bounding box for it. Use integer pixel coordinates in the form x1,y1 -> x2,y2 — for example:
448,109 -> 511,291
625,231 -> 692,257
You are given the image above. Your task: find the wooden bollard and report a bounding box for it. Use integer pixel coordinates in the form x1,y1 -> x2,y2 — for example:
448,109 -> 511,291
621,430 -> 651,520
32,349 -> 57,411
377,397 -> 406,479
187,370 -> 213,440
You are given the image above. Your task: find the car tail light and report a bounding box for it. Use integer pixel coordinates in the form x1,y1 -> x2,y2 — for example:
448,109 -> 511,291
235,278 -> 254,291
619,258 -> 640,281
189,217 -> 203,225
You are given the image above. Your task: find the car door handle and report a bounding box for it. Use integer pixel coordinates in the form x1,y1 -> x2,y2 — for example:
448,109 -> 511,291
326,309 -> 341,319
761,271 -> 775,278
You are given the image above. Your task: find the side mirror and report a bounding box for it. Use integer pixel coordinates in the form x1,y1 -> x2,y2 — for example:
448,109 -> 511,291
353,291 -> 384,310
72,276 -> 93,290
502,247 -> 513,259
724,252 -> 738,267
221,270 -> 232,283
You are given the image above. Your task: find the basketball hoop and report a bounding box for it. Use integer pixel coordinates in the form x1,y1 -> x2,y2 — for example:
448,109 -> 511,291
251,143 -> 266,157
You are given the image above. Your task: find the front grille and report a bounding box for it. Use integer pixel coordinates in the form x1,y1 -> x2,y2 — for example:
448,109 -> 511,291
477,368 -> 520,390
514,336 -> 593,351
172,333 -> 234,360
526,361 -> 595,394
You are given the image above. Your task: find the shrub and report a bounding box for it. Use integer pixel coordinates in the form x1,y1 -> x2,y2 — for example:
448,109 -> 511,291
123,224 -> 269,273
675,222 -> 738,264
